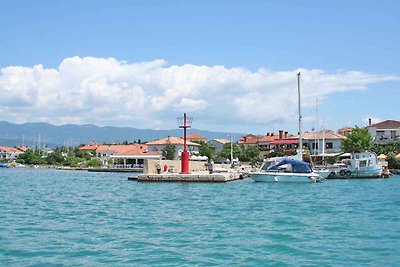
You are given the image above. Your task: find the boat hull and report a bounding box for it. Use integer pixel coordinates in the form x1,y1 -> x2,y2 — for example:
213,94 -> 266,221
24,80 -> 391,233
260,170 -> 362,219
327,166 -> 383,179
249,172 -> 318,183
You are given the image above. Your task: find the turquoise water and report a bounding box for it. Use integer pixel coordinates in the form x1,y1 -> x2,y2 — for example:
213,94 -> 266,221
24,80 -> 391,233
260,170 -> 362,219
1,169 -> 399,266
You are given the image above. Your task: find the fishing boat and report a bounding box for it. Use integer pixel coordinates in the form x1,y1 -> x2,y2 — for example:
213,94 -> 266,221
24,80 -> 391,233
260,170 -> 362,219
327,152 -> 383,179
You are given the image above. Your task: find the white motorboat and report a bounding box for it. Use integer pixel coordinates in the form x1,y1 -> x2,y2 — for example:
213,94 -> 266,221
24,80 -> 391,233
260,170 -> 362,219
250,158 -> 320,182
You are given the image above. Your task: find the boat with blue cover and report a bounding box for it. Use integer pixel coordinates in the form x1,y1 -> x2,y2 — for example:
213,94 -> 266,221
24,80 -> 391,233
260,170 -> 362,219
0,163 -> 11,168
250,158 -> 320,182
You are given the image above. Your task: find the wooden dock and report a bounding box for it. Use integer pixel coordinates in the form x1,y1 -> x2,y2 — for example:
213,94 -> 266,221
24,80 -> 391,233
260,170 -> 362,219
129,172 -> 245,182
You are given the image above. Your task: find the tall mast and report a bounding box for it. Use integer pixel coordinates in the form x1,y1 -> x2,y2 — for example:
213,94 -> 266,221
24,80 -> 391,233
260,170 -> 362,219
297,72 -> 303,160
315,98 -> 319,155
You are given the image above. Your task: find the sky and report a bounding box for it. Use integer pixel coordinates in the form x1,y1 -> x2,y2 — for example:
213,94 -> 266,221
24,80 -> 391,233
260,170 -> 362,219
0,0 -> 399,135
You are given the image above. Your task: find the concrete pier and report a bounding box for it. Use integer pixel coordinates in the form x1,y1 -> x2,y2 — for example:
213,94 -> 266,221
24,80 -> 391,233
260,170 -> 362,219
88,167 -> 143,173
129,171 -> 245,182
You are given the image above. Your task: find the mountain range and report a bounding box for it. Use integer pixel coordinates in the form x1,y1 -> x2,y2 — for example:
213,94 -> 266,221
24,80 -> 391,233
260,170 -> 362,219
0,121 -> 244,147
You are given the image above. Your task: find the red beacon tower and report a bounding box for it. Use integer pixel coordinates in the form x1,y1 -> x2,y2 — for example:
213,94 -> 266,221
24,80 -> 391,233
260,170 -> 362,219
177,113 -> 193,174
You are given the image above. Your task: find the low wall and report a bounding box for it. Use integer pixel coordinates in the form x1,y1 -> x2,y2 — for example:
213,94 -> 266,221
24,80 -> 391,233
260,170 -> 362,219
143,159 -> 234,174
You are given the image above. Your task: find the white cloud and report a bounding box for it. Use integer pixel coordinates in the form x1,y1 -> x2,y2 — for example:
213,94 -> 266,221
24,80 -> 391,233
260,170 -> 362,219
0,56 -> 398,131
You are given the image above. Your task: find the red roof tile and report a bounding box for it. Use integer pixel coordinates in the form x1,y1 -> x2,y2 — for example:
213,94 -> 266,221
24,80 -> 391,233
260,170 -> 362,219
270,138 -> 299,145
0,146 -> 19,153
302,130 -> 346,140
367,120 -> 400,129
186,133 -> 206,140
146,137 -> 201,146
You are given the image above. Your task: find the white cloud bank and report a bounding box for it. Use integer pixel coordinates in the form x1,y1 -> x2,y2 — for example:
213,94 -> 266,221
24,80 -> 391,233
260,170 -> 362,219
0,56 -> 397,130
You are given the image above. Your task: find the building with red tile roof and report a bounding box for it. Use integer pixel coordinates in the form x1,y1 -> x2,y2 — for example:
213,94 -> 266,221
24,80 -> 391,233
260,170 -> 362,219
338,127 -> 353,137
366,119 -> 400,142
186,133 -> 207,142
301,130 -> 346,154
79,143 -> 162,166
0,146 -> 24,160
146,136 -> 200,160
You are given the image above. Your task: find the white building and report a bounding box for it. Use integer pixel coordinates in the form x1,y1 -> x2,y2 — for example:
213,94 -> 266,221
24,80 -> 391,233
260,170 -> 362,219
207,139 -> 230,155
0,146 -> 27,160
79,144 -> 161,166
146,136 -> 200,160
366,120 -> 400,143
302,130 -> 346,154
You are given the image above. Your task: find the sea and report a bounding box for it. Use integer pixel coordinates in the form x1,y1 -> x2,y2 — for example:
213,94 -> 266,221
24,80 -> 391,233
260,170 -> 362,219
1,168 -> 399,266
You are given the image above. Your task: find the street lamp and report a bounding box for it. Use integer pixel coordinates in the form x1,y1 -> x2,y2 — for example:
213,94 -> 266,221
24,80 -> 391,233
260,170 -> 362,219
177,113 -> 193,174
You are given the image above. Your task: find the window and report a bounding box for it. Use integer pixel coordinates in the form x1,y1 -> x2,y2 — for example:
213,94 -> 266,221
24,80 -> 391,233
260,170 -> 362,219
326,142 -> 333,149
359,160 -> 367,167
391,131 -> 396,139
376,130 -> 385,137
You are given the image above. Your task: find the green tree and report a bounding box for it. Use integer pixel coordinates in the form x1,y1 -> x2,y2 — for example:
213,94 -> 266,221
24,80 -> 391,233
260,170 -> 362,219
16,149 -> 46,165
387,152 -> 400,169
242,145 -> 261,163
195,141 -> 214,160
342,128 -> 372,153
46,148 -> 64,165
217,143 -> 242,162
162,144 -> 176,160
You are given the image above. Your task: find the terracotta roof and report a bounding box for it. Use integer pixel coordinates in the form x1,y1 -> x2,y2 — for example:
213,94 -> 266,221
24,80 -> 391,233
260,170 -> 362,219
15,146 -> 30,152
146,137 -> 201,146
79,141 -> 99,150
186,133 -> 206,140
80,145 -> 98,150
366,120 -> 400,129
239,134 -> 259,144
95,144 -> 149,153
257,134 -> 287,143
270,138 -> 299,145
338,127 -> 353,132
0,146 -> 19,153
301,130 -> 346,140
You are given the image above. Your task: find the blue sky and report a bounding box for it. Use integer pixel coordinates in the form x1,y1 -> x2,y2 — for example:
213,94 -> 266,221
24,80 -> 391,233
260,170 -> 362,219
0,0 -> 399,134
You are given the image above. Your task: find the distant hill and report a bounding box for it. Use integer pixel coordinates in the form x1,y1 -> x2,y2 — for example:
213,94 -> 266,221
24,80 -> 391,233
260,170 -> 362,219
0,121 -> 243,147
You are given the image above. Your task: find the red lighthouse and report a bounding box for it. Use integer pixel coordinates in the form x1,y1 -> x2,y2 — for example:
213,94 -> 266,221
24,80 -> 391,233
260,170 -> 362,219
177,113 -> 193,174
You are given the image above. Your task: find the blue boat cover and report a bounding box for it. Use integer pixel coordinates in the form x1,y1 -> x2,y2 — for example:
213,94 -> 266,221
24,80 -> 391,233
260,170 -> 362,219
269,159 -> 312,173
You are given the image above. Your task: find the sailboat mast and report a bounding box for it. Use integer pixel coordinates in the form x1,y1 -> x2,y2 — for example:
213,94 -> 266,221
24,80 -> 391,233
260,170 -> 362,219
297,72 -> 302,160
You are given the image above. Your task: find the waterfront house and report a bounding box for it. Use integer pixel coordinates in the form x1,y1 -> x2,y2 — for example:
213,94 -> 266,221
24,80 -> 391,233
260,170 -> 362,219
186,133 -> 207,143
109,145 -> 161,167
302,130 -> 346,154
79,141 -> 99,155
269,138 -> 299,153
239,134 -> 260,149
0,146 -> 23,160
366,119 -> 400,143
338,127 -> 353,137
257,132 -> 285,157
146,136 -> 201,160
79,143 -> 161,166
207,138 -> 230,155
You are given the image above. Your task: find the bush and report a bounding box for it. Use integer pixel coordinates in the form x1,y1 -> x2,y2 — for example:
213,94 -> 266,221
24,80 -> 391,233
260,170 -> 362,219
87,159 -> 102,167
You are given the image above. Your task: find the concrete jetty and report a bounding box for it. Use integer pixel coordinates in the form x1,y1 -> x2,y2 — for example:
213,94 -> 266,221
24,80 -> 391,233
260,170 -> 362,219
129,171 -> 246,182
88,167 -> 143,173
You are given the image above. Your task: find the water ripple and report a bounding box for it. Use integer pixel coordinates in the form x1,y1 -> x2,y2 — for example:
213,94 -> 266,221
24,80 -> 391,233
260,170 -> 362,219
0,169 -> 399,266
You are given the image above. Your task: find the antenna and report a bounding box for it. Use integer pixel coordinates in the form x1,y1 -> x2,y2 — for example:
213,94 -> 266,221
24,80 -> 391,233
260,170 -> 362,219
297,72 -> 303,160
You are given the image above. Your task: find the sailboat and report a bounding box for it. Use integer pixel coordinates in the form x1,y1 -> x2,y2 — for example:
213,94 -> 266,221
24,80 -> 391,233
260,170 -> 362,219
250,73 -> 323,182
